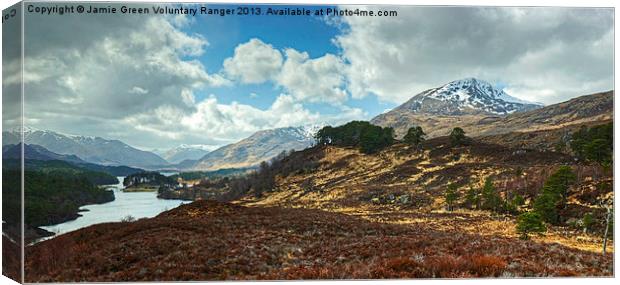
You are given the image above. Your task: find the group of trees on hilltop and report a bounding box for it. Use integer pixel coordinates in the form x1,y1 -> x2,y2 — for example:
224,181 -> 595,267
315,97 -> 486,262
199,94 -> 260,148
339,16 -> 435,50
315,120 -> 472,153
314,121 -> 395,154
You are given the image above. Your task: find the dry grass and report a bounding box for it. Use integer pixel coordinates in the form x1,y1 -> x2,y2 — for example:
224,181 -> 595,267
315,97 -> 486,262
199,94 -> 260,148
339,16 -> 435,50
239,141 -> 613,255
25,201 -> 613,282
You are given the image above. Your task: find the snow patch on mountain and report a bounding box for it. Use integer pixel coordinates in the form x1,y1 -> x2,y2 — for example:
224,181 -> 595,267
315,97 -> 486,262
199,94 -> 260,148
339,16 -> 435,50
408,78 -> 543,115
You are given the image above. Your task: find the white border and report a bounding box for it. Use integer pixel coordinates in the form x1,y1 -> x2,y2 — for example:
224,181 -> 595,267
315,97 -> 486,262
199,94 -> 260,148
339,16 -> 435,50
1,1 -> 618,285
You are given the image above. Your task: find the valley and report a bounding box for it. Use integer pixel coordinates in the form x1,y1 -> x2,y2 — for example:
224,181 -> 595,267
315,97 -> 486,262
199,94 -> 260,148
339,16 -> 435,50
3,80 -> 614,281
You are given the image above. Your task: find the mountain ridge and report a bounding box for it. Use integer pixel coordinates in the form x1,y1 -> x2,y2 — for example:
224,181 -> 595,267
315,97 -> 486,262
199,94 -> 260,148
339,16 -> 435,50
2,129 -> 168,168
372,78 -> 611,138
190,125 -> 321,171
395,78 -> 542,116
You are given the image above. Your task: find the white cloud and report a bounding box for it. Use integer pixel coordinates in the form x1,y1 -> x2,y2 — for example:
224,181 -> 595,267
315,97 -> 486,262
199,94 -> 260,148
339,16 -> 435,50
334,6 -> 613,105
223,38 -> 283,84
129,86 -> 149,95
276,49 -> 348,105
24,15 -> 229,121
223,38 -> 349,105
120,93 -> 365,149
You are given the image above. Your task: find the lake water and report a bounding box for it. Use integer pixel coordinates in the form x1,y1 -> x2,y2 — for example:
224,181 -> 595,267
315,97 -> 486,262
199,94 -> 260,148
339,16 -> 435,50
40,176 -> 189,238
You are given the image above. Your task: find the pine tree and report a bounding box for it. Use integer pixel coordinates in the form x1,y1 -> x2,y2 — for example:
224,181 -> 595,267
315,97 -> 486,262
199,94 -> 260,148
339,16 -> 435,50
481,178 -> 502,213
445,183 -> 459,211
516,212 -> 547,240
532,166 -> 576,224
464,186 -> 480,209
449,127 -> 467,147
404,126 -> 426,149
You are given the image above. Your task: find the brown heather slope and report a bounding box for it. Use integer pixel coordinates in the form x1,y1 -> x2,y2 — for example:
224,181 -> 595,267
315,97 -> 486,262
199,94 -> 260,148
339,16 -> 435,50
241,138 -> 613,253
478,119 -> 613,152
26,201 -> 612,282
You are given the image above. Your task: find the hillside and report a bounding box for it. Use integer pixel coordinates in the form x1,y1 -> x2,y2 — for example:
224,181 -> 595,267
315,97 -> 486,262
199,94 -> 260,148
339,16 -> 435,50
25,200 -> 612,282
3,168 -> 115,241
191,126 -> 319,171
2,143 -> 144,177
474,91 -> 613,137
235,135 -> 613,252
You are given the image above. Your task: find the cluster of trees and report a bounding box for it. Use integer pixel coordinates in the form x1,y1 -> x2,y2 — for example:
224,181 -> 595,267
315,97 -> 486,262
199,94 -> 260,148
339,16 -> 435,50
570,123 -> 613,164
2,169 -> 114,227
441,154 -> 612,244
445,178 -> 524,215
516,166 -> 613,241
224,149 -> 319,200
455,166 -> 578,239
530,166 -> 576,225
170,168 -> 251,181
315,121 -> 395,154
123,171 -> 177,188
315,121 -> 470,154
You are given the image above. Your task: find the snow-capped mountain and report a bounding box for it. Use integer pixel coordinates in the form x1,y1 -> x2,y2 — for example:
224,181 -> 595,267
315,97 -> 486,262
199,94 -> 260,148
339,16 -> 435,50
191,125 -> 321,171
2,128 -> 168,168
371,78 -> 545,138
399,78 -> 542,115
162,144 -> 214,164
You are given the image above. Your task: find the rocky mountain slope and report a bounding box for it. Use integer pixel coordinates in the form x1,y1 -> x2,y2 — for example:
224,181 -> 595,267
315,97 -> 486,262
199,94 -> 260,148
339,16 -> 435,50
473,91 -> 613,137
2,129 -> 168,168
393,78 -> 542,116
373,84 -> 611,139
191,126 -> 321,171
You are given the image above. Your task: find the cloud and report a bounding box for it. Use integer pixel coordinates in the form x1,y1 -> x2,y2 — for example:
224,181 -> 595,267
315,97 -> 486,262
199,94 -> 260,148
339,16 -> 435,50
122,93 -> 361,147
129,87 -> 149,95
223,39 -> 349,105
334,6 -> 613,105
22,8 -> 229,122
17,4 -> 363,150
276,49 -> 348,105
223,38 -> 283,84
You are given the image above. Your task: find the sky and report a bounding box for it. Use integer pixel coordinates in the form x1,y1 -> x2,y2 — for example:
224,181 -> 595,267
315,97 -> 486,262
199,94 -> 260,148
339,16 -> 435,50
3,3 -> 614,151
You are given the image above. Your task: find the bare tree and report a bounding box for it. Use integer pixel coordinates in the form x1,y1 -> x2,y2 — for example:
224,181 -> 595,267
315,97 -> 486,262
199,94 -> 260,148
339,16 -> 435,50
602,206 -> 612,255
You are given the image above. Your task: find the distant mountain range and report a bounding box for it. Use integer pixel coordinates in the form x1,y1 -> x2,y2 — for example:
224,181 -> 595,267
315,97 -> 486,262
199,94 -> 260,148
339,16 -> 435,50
2,129 -> 168,168
190,125 -> 321,171
2,125 -> 323,172
3,80 -> 611,173
2,143 -> 144,177
160,145 -> 213,164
